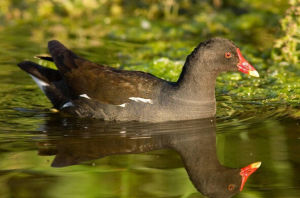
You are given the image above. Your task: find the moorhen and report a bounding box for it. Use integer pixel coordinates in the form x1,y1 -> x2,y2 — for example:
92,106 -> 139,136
18,38 -> 259,122
38,117 -> 261,198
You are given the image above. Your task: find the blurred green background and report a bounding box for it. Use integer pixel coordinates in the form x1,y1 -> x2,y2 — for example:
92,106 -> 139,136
0,0 -> 299,107
0,1 -> 300,198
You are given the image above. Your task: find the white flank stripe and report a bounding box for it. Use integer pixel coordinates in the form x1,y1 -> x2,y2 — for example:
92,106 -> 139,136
129,97 -> 153,104
30,75 -> 49,91
118,103 -> 127,107
80,94 -> 91,99
61,101 -> 74,109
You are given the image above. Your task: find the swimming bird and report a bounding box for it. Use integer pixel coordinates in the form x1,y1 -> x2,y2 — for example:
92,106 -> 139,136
18,38 -> 259,122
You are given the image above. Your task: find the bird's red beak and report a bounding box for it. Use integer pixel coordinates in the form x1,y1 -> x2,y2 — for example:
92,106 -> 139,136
240,161 -> 261,191
236,48 -> 259,77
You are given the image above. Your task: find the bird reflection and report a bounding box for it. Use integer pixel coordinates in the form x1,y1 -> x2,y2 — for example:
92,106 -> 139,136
37,116 -> 260,198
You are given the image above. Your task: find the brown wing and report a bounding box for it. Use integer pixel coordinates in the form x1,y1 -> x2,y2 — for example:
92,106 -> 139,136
48,40 -> 167,105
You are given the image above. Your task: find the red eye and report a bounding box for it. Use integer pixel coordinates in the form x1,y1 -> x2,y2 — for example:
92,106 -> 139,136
228,184 -> 236,191
225,52 -> 232,59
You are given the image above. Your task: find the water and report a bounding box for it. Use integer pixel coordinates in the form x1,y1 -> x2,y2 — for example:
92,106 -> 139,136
0,27 -> 300,198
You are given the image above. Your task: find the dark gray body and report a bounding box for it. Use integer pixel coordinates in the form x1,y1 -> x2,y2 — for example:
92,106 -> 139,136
69,85 -> 216,122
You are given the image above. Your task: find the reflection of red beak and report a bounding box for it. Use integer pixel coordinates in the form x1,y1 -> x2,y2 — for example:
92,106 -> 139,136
240,161 -> 261,191
236,48 -> 259,77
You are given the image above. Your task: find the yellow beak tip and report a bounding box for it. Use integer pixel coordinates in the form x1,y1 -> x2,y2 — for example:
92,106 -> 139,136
251,161 -> 262,169
249,70 -> 260,77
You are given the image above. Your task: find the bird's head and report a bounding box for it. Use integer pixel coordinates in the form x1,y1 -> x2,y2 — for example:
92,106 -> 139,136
190,38 -> 259,77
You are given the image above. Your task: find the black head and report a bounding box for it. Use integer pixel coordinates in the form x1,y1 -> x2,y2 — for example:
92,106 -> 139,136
187,38 -> 259,77
199,168 -> 242,198
193,161 -> 261,198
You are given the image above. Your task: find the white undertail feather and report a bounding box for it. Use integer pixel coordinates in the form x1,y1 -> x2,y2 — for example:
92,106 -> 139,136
61,101 -> 74,109
30,75 -> 49,93
80,94 -> 91,99
129,97 -> 153,104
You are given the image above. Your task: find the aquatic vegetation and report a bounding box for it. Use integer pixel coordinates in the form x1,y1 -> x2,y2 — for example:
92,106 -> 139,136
0,0 -> 299,118
0,2 -> 299,197
272,0 -> 300,65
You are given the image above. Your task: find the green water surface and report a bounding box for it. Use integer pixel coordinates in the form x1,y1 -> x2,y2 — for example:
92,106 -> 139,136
0,1 -> 300,197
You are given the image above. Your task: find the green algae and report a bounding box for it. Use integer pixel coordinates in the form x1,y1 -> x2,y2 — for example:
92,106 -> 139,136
0,0 -> 299,119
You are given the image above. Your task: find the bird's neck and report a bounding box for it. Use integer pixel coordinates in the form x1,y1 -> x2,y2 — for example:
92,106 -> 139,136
169,128 -> 231,193
171,59 -> 218,108
172,129 -> 222,171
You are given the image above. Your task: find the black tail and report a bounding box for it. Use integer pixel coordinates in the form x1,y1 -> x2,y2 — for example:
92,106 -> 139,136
48,40 -> 79,74
17,61 -> 70,109
18,61 -> 61,83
